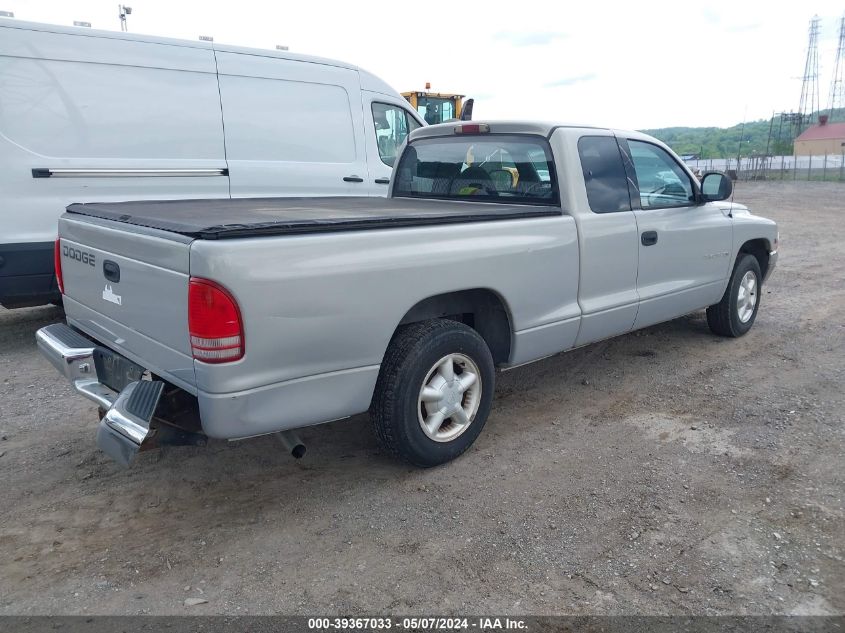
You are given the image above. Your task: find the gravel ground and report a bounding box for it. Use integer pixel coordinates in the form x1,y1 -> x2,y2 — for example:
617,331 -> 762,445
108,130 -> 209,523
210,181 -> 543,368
0,181 -> 842,616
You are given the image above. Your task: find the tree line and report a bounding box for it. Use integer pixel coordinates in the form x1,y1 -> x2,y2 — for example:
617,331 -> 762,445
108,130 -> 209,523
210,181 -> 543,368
643,108 -> 845,159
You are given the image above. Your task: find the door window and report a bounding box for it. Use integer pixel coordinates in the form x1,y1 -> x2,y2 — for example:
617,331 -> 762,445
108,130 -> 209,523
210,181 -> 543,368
628,140 -> 694,209
372,103 -> 421,166
577,136 -> 632,214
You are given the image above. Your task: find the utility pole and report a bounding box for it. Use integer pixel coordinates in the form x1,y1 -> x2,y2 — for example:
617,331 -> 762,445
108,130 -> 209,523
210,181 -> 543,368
118,4 -> 131,32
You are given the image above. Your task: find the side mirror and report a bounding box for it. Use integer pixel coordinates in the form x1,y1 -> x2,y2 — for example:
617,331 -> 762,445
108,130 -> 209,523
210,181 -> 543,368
700,171 -> 732,202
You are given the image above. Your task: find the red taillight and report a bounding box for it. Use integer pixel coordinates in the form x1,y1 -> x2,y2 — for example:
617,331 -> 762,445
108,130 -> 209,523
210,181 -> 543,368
54,239 -> 64,295
188,278 -> 244,363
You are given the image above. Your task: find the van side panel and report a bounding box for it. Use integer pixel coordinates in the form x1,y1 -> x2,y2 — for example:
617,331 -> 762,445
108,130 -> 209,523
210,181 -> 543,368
0,23 -> 228,306
215,52 -> 370,197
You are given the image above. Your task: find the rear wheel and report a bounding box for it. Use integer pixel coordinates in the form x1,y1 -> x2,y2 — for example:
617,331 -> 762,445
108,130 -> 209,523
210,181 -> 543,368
707,254 -> 762,337
370,319 -> 495,467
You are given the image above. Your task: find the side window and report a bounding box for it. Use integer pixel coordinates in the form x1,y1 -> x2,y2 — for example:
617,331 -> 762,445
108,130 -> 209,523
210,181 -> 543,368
577,136 -> 632,214
372,103 -> 420,166
627,140 -> 694,209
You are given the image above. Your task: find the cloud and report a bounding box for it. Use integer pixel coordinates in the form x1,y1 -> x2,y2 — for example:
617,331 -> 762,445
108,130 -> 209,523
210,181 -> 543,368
701,8 -> 720,25
545,73 -> 597,88
727,22 -> 762,33
494,30 -> 567,46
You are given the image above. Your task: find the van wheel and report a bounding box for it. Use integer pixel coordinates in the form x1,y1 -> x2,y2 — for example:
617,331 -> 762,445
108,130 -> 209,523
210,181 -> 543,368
370,319 -> 495,467
706,254 -> 762,337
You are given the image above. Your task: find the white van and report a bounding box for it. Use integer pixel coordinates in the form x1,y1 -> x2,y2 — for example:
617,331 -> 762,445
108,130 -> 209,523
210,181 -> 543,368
0,18 -> 423,308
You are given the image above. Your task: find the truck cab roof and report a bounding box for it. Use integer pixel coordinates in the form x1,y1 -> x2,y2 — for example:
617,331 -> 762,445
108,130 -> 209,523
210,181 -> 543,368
409,120 -> 656,143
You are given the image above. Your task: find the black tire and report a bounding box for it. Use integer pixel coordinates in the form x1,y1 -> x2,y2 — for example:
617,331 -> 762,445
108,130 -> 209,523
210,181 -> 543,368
706,253 -> 762,337
370,319 -> 495,468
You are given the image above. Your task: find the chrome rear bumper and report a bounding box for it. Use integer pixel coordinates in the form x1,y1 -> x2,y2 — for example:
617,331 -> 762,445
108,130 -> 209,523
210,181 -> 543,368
36,323 -> 116,408
36,323 -> 164,466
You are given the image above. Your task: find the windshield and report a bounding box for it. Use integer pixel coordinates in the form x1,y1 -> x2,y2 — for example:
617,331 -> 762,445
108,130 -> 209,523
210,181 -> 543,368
418,97 -> 456,124
392,135 -> 559,205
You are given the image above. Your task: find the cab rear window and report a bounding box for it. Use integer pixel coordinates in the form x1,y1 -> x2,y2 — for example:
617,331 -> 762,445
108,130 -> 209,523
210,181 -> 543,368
393,135 -> 559,205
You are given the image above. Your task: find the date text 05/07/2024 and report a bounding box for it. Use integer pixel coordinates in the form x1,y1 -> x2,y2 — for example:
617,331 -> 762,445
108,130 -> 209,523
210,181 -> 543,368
307,617 -> 528,630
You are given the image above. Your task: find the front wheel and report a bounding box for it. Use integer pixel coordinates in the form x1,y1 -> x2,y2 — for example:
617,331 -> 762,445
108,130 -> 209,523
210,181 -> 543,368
370,319 -> 495,467
707,253 -> 762,337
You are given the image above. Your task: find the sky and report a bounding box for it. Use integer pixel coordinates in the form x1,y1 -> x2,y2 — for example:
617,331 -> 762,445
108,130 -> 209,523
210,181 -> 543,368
3,0 -> 845,129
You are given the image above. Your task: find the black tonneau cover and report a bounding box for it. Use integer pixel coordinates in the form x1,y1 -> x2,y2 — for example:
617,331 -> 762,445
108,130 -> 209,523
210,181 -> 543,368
65,197 -> 562,240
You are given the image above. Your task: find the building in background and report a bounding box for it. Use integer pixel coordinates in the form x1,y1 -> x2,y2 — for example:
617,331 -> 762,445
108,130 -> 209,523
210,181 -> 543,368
793,115 -> 845,156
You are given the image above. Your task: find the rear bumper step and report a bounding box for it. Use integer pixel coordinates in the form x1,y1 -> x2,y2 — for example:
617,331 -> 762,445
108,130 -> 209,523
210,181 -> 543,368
36,323 -> 166,466
98,381 -> 165,466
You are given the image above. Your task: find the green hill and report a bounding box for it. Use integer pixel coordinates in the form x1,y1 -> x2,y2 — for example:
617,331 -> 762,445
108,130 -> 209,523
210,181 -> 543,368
642,109 -> 845,159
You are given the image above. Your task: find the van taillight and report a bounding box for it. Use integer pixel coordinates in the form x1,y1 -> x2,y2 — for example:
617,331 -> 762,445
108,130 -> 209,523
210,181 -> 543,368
188,278 -> 244,363
54,239 -> 64,294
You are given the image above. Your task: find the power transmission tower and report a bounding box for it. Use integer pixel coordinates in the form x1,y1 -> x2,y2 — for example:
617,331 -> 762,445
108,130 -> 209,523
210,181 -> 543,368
829,16 -> 845,121
797,15 -> 821,133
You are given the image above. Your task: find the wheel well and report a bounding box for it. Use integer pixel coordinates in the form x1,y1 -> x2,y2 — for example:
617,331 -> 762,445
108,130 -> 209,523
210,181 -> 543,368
739,239 -> 770,280
398,289 -> 513,365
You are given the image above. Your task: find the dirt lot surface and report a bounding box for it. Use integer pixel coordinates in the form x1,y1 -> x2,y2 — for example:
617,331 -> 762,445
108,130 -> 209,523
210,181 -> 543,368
0,181 -> 842,616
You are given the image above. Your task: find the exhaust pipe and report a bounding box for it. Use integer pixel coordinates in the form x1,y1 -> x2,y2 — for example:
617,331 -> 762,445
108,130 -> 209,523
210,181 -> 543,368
276,430 -> 306,459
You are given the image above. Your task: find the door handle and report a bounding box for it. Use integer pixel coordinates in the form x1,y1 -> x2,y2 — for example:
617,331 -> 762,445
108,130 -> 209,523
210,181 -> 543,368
641,231 -> 658,246
343,175 -> 364,183
374,177 -> 390,185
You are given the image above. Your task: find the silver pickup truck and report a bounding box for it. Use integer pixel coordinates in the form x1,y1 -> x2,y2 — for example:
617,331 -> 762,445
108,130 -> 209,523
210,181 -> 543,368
37,121 -> 778,468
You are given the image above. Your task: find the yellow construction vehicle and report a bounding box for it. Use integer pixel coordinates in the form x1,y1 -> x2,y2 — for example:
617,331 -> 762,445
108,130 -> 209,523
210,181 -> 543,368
401,84 -> 474,125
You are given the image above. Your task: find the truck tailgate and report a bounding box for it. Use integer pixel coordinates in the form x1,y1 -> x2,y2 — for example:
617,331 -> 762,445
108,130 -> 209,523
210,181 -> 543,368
58,215 -> 196,391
